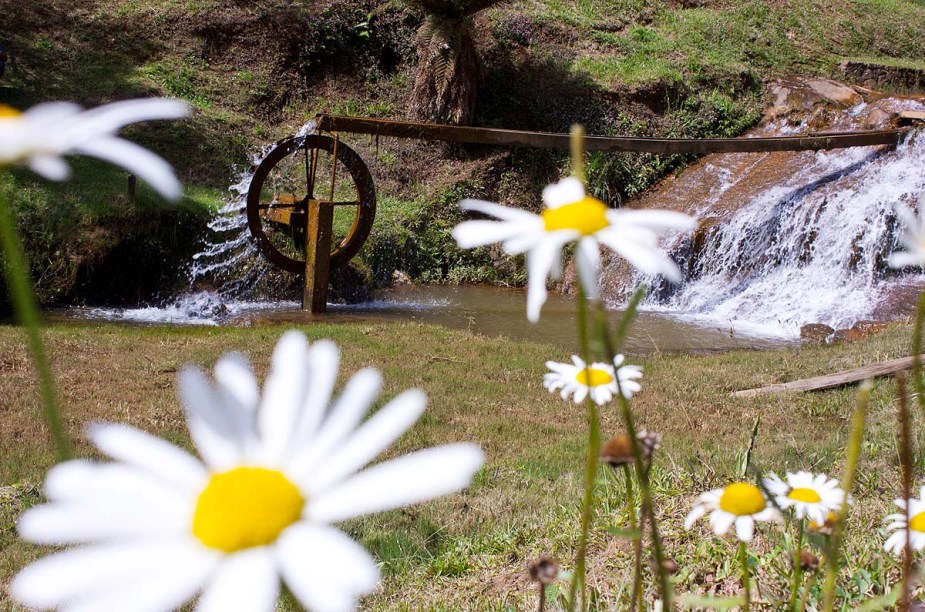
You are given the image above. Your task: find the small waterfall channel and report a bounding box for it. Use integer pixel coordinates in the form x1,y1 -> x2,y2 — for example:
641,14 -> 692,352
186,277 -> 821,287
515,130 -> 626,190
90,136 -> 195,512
612,95 -> 925,338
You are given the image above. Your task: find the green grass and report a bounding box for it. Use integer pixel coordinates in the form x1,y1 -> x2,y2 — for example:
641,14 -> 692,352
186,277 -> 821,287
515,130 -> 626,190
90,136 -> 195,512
0,161 -> 222,305
525,0 -> 925,89
0,320 -> 921,608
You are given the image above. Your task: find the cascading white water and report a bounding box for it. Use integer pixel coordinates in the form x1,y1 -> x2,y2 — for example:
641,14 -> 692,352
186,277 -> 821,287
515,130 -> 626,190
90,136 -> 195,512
639,98 -> 925,336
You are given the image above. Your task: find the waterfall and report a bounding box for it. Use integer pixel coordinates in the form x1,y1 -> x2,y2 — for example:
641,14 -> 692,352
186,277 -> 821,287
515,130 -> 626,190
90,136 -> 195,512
621,97 -> 925,337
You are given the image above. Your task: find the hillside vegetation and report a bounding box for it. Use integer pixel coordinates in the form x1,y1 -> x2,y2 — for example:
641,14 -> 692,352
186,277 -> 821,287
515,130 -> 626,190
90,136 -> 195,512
2,0 -> 925,305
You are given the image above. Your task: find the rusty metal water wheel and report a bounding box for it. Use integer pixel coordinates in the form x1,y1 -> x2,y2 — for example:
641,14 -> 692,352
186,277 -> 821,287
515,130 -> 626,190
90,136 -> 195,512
246,134 -> 376,274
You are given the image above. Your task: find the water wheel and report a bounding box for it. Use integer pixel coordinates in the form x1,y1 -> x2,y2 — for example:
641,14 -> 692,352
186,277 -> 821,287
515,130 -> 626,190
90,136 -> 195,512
246,134 -> 376,274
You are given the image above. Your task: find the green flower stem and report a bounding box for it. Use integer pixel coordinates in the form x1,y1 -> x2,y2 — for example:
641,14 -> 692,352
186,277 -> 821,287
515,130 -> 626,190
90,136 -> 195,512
821,381 -> 870,612
896,373 -> 914,612
595,301 -> 671,607
789,519 -> 804,611
739,541 -> 751,612
0,185 -> 70,460
567,283 -> 599,612
911,289 -> 925,418
623,464 -> 642,612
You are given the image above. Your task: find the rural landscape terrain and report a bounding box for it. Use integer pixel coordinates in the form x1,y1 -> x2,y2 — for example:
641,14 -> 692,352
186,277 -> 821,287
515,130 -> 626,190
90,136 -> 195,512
3,0 -> 925,609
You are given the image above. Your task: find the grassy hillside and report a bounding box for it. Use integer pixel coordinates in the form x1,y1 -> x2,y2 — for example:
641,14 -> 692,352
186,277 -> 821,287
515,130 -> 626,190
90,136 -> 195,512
2,0 -> 925,305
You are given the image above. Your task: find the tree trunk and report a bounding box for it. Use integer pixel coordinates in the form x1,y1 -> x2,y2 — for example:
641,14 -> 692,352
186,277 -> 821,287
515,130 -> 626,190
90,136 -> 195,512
409,16 -> 480,125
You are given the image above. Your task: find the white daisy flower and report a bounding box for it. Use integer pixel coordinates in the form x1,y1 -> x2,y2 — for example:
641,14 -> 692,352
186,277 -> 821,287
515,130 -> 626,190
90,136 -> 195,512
452,177 -> 697,322
763,471 -> 847,525
888,194 -> 925,269
884,485 -> 925,556
11,331 -> 484,612
684,482 -> 780,542
0,98 -> 188,199
544,353 -> 642,405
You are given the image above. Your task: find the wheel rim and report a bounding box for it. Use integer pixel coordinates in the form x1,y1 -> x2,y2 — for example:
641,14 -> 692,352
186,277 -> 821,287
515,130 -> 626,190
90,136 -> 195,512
246,135 -> 376,274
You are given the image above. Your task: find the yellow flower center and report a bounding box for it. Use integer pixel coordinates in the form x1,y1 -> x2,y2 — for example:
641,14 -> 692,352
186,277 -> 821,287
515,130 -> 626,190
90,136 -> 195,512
718,482 -> 766,516
910,511 -> 925,533
0,104 -> 22,120
193,467 -> 304,552
808,512 -> 838,532
576,367 -> 614,387
788,487 -> 822,503
541,196 -> 610,235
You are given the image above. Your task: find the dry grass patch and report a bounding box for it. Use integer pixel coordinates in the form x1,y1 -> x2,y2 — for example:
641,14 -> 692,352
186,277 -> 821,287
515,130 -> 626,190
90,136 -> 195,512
0,320 -> 919,608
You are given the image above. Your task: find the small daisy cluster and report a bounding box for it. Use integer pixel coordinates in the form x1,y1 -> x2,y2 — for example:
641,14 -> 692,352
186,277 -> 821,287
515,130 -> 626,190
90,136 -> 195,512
685,472 -> 847,543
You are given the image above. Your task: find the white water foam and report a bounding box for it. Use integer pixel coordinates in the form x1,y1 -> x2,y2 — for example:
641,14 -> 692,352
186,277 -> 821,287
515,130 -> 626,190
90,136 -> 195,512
644,99 -> 925,336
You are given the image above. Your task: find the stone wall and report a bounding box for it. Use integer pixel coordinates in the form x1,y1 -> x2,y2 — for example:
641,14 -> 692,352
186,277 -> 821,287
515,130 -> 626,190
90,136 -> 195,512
840,60 -> 925,92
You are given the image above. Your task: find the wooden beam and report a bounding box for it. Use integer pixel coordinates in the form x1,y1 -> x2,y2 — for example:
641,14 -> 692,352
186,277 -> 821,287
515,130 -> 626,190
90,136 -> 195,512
303,200 -> 333,313
732,355 -> 925,397
314,114 -> 913,155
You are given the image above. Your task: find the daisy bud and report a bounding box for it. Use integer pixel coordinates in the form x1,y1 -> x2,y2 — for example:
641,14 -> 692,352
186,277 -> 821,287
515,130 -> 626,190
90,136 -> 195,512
528,556 -> 559,585
798,550 -> 819,572
600,431 -> 661,467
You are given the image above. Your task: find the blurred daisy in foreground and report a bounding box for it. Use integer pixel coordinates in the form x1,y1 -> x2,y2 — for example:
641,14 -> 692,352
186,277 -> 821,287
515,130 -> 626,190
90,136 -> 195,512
544,354 -> 642,405
884,485 -> 925,556
685,482 -> 780,542
888,194 -> 925,269
11,331 -> 484,612
763,471 -> 847,525
0,98 -> 188,198
452,177 -> 696,322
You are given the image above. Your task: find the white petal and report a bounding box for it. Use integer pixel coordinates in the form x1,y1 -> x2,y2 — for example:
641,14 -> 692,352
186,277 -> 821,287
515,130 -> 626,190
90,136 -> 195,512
451,219 -> 526,249
214,352 -> 260,413
290,340 -> 341,447
11,540 -> 216,610
302,367 -> 382,464
66,99 -> 189,139
74,136 -> 182,200
309,443 -> 483,523
542,177 -> 585,208
296,389 -> 426,494
18,498 -> 189,545
576,237 -> 601,300
684,504 -> 707,530
179,366 -> 245,470
62,551 -> 213,612
87,422 -> 207,492
196,548 -> 279,612
735,516 -> 755,542
28,154 -> 71,180
525,236 -> 569,322
43,460 -> 189,513
458,198 -> 539,222
277,524 -> 380,612
598,230 -> 682,282
608,208 -> 698,232
258,331 -> 310,464
885,530 -> 907,555
709,510 -> 736,536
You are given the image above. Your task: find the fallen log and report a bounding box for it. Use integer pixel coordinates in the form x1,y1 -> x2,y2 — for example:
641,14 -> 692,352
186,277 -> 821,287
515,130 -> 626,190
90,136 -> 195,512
732,355 -> 925,397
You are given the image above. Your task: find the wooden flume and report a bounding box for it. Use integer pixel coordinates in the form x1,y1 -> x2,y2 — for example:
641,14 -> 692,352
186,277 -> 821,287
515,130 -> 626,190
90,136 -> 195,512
244,112 -> 922,313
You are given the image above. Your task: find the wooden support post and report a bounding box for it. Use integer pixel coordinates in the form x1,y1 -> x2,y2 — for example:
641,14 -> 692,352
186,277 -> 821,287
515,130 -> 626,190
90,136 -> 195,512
303,200 -> 333,313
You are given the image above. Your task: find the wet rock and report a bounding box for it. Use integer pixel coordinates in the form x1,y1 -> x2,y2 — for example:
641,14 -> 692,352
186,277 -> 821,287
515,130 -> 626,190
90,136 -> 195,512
805,79 -> 861,106
850,320 -> 893,336
800,323 -> 835,343
392,270 -> 414,285
830,328 -> 865,343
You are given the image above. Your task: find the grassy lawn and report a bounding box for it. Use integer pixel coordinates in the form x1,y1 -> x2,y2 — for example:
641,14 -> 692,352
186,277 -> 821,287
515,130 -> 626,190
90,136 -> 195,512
0,319 -> 920,609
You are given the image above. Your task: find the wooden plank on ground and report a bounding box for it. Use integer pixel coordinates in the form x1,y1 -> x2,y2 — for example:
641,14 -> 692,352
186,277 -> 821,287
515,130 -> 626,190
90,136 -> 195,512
732,355 -> 925,398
